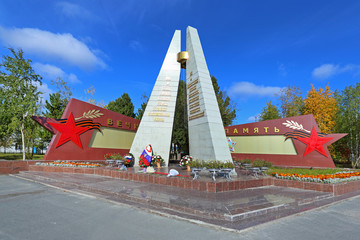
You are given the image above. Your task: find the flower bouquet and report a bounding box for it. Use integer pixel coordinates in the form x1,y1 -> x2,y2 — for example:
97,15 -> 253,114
180,155 -> 193,171
151,155 -> 164,168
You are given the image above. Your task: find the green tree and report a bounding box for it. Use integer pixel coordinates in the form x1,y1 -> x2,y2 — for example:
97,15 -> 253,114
135,94 -> 149,120
259,101 -> 281,121
43,78 -> 72,119
107,93 -> 135,118
0,48 -> 42,160
211,76 -> 237,126
277,85 -> 304,117
0,113 -> 12,153
172,80 -> 188,154
40,78 -> 73,150
0,85 -> 13,152
84,85 -> 106,108
51,77 -> 72,103
303,84 -> 338,134
24,114 -> 41,159
44,93 -> 67,119
335,83 -> 360,167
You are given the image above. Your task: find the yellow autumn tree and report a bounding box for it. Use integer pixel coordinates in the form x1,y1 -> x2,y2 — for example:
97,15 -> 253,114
303,83 -> 338,134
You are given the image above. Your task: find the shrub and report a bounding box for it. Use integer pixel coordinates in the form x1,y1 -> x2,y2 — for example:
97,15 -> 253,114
252,159 -> 273,168
189,159 -> 203,168
205,160 -> 221,169
263,160 -> 273,168
240,158 -> 252,164
104,153 -> 124,160
252,159 -> 266,167
220,161 -> 235,169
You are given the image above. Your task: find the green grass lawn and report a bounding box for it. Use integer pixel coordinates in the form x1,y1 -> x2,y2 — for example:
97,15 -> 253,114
266,167 -> 353,176
0,153 -> 44,160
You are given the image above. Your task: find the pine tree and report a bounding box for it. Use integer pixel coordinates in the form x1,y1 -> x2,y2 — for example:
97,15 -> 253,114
211,76 -> 236,126
259,101 -> 281,121
44,93 -> 67,119
171,80 -> 188,153
135,94 -> 149,120
107,93 -> 135,118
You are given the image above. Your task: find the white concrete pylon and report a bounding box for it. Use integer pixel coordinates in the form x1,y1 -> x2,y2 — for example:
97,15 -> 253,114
186,26 -> 232,162
130,30 -> 181,166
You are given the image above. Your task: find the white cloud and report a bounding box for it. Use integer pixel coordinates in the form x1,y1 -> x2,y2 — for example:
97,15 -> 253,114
0,26 -> 106,70
312,64 -> 339,79
129,40 -> 144,52
34,82 -> 53,101
56,2 -> 97,21
278,63 -> 287,76
33,63 -> 80,84
228,81 -> 283,98
312,64 -> 360,79
67,73 -> 80,83
247,115 -> 260,122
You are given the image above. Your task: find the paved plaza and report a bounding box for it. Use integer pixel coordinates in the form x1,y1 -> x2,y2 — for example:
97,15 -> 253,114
1,173 -> 360,239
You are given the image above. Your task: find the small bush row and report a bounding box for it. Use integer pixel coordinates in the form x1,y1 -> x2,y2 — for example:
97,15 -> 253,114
233,158 -> 273,168
188,159 -> 235,169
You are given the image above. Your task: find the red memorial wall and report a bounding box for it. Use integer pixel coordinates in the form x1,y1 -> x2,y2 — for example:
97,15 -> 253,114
34,99 -> 346,168
225,115 -> 346,168
33,98 -> 140,161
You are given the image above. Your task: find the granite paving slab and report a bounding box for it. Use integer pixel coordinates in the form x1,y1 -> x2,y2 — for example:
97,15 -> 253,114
14,171 -> 336,225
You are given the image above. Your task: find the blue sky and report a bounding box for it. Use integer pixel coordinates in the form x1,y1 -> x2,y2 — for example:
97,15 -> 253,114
0,0 -> 359,124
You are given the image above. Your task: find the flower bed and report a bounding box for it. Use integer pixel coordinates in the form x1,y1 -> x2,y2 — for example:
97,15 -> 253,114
35,161 -> 101,168
273,171 -> 360,184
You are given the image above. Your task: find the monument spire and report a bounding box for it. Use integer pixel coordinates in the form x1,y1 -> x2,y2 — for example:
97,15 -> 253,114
185,26 -> 232,162
130,30 -> 181,166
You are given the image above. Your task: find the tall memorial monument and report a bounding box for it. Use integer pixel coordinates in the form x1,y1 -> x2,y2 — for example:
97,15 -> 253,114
32,27 -> 345,169
131,26 -> 232,165
130,30 -> 181,166
185,26 -> 232,162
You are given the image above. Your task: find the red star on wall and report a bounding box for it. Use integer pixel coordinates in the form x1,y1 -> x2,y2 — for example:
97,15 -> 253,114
49,112 -> 90,149
297,127 -> 333,157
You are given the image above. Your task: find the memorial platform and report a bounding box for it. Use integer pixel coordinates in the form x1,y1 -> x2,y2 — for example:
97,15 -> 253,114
27,164 -> 360,196
12,169 -> 360,230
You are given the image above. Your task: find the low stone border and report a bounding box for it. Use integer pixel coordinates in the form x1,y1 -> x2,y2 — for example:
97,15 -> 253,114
12,164 -> 360,196
272,178 -> 360,196
0,160 -> 35,174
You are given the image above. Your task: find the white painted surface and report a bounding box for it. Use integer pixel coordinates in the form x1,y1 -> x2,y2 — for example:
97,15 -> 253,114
186,26 -> 232,162
130,30 -> 181,166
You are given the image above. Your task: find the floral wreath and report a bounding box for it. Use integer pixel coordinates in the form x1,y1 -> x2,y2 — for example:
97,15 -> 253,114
123,153 -> 135,167
151,155 -> 164,165
139,157 -> 150,168
180,155 -> 193,167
